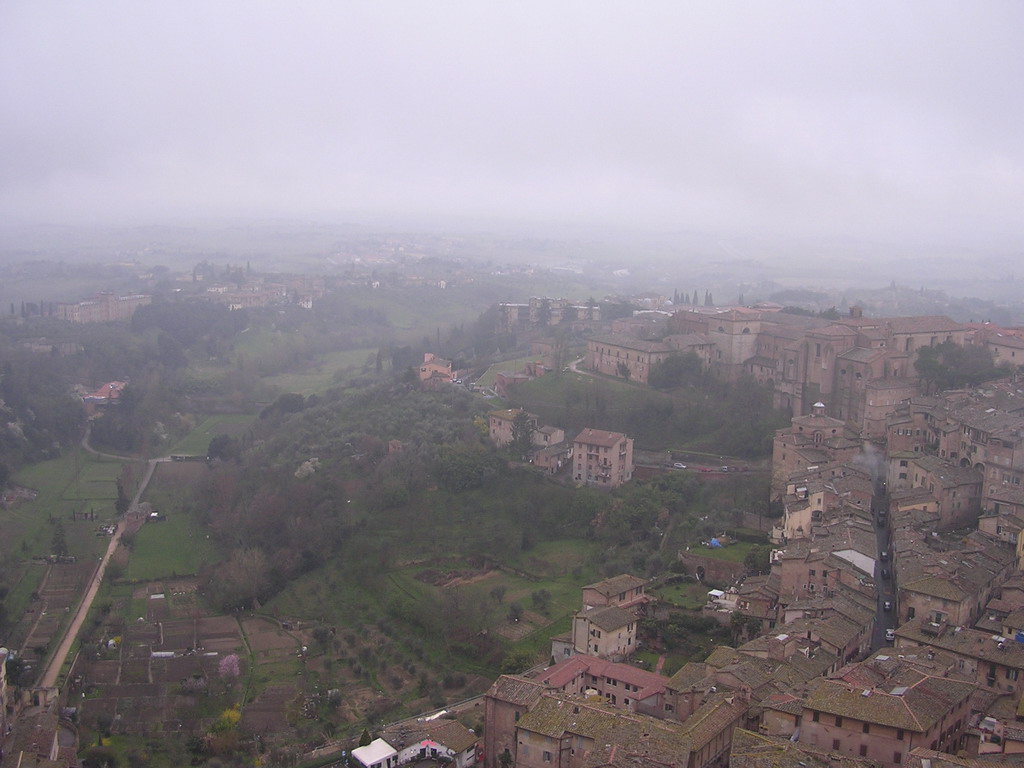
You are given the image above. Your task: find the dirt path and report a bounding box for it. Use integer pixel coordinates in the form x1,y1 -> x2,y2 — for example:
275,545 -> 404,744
38,455 -> 166,689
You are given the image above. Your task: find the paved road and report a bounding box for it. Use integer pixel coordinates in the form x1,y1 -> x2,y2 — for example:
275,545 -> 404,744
38,452 -> 165,689
870,482 -> 895,653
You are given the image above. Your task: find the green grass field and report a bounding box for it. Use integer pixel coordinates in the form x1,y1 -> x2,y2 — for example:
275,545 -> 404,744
127,463 -> 220,580
126,511 -> 219,580
231,326 -> 288,360
693,540 -> 757,563
5,450 -> 133,562
513,368 -> 645,416
652,580 -> 708,610
167,414 -> 256,456
260,348 -> 378,395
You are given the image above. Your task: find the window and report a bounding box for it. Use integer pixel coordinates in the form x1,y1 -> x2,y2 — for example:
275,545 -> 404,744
835,716 -> 843,727
515,712 -> 520,722
543,752 -> 552,763
859,745 -> 868,757
894,752 -> 902,765
812,712 -> 820,722
832,740 -> 840,750
863,723 -> 870,734
896,729 -> 904,741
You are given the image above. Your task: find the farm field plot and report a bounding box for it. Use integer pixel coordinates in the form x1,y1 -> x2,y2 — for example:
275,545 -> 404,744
72,604 -> 246,741
9,561 -> 94,682
242,616 -> 299,662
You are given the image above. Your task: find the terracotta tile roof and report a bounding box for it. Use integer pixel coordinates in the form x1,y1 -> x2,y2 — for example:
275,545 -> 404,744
762,693 -> 805,716
909,455 -> 982,487
588,334 -> 673,354
487,674 -> 547,706
905,747 -> 1024,767
809,325 -> 859,338
663,332 -> 712,348
729,727 -> 883,768
380,718 -> 478,754
703,646 -> 745,669
805,675 -> 974,732
423,719 -> 479,752
586,575 -> 648,597
538,655 -> 669,696
885,315 -> 967,334
985,333 -> 1024,350
679,692 -> 748,748
518,694 -> 693,767
666,662 -> 713,691
582,605 -> 635,632
837,346 -> 887,363
902,574 -> 968,601
574,428 -> 631,449
538,656 -> 592,688
896,622 -> 1024,668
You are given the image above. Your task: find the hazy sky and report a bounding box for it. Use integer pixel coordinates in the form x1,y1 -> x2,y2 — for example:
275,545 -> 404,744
2,2 -> 1022,245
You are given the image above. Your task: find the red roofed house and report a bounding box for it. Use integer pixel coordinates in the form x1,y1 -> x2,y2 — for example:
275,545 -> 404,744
535,654 -> 671,718
82,380 -> 128,417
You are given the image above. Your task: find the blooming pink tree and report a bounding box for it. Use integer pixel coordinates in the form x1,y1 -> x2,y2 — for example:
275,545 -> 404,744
218,653 -> 241,685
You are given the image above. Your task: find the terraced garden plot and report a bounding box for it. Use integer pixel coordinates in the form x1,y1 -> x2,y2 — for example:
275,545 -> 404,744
242,616 -> 299,662
240,684 -> 299,734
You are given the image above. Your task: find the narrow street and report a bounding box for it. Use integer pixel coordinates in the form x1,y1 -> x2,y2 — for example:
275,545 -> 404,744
870,480 -> 894,652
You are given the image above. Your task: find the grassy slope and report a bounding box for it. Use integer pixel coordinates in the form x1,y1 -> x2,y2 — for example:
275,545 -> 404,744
259,348 -> 379,395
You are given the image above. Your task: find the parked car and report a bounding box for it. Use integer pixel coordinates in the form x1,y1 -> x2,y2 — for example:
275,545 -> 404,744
881,568 -> 890,580
883,600 -> 893,611
673,463 -> 687,469
880,550 -> 889,562
885,628 -> 896,642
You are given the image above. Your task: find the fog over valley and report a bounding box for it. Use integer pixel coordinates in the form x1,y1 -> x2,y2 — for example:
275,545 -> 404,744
4,5 -> 1024,768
